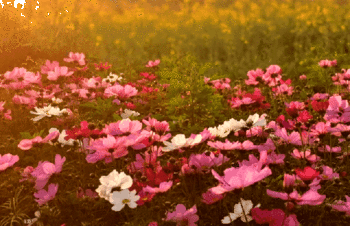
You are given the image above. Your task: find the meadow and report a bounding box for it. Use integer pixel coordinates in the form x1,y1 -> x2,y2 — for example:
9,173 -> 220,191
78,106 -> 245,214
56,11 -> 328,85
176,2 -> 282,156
2,0 -> 350,225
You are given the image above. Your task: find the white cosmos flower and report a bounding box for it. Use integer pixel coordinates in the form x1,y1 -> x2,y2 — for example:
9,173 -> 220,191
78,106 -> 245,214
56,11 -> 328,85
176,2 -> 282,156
186,134 -> 202,146
96,170 -> 133,202
103,72 -> 123,83
221,198 -> 260,224
162,134 -> 202,152
51,97 -> 63,104
121,109 -> 140,119
242,113 -> 267,129
111,189 -> 140,211
30,104 -> 67,122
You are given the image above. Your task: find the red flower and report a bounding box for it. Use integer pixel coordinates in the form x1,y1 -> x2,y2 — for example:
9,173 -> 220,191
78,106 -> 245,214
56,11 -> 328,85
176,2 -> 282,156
295,166 -> 320,181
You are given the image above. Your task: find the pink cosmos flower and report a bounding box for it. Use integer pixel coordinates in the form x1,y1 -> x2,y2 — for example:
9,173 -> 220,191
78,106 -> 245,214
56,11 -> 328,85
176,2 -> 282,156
0,154 -> 19,171
299,74 -> 307,80
201,189 -> 225,205
148,222 -> 158,226
63,52 -> 86,65
85,135 -> 129,164
104,84 -> 138,99
47,66 -> 74,81
272,83 -> 294,96
251,208 -> 300,226
245,68 -> 265,85
318,166 -> 339,181
207,139 -> 241,150
183,152 -> 229,174
165,204 -> 199,226
324,94 -> 350,123
145,59 -> 160,67
31,154 -> 66,190
34,183 -> 58,206
210,163 -> 272,195
267,188 -> 326,206
319,59 -> 337,68
329,195 -> 350,216
143,181 -> 173,194
19,166 -> 35,183
317,145 -> 341,153
274,128 -> 302,146
265,151 -> 285,165
290,149 -> 320,163
41,60 -> 60,74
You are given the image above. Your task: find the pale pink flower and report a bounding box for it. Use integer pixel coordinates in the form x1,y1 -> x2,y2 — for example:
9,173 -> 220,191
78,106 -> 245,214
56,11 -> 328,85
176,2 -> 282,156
165,204 -> 199,226
143,181 -> 173,194
145,59 -> 160,67
299,75 -> 307,80
63,52 -> 86,65
210,164 -> 272,195
319,59 -> 337,68
290,149 -> 320,163
41,60 -> 60,74
0,154 -> 19,171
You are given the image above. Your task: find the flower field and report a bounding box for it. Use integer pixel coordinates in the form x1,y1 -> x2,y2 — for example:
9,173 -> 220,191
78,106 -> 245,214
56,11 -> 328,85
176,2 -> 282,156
2,0 -> 350,226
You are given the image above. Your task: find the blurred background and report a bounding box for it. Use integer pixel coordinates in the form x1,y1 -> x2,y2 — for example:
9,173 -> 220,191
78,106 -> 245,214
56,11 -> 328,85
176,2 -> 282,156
1,0 -> 350,80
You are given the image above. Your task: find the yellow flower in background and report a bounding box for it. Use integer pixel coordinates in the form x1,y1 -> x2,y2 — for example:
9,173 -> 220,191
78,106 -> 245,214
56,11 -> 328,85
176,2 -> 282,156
115,39 -> 120,45
89,23 -> 95,30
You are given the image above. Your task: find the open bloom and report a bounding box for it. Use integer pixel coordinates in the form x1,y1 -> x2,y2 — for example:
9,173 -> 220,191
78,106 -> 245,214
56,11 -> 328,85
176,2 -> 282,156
110,189 -> 140,211
31,154 -> 66,190
165,204 -> 199,226
30,104 -> 68,122
34,183 -> 58,206
221,198 -> 260,224
328,195 -> 350,216
96,170 -> 133,202
210,164 -> 272,195
0,153 -> 19,171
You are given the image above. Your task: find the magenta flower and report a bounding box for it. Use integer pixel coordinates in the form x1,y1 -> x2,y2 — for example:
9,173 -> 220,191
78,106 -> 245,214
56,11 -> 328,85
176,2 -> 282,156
165,204 -> 199,226
318,166 -> 339,181
145,59 -> 160,67
201,189 -> 225,205
318,145 -> 341,153
210,164 -> 272,195
31,154 -> 66,190
252,208 -> 300,226
185,152 -> 229,174
34,183 -> 58,206
329,195 -> 350,216
0,154 -> 19,171
319,59 -> 337,68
